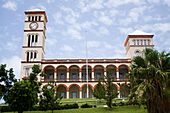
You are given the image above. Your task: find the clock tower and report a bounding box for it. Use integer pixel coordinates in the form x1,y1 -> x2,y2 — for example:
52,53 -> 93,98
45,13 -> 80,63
124,30 -> 154,59
20,9 -> 48,79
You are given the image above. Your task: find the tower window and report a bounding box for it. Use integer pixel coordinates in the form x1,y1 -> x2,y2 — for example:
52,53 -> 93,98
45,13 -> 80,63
39,16 -> 41,21
144,39 -> 147,45
35,35 -> 38,43
26,52 -> 29,62
30,52 -> 33,59
26,51 -> 38,61
133,39 -> 136,45
28,35 -> 31,47
28,16 -> 31,21
32,16 -> 34,21
137,40 -> 140,45
35,16 -> 37,21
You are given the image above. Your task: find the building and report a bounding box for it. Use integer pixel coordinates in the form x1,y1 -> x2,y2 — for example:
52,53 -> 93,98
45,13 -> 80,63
20,9 -> 154,99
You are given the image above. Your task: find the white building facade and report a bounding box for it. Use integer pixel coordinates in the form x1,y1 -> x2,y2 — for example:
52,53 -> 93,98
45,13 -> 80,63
20,9 -> 154,99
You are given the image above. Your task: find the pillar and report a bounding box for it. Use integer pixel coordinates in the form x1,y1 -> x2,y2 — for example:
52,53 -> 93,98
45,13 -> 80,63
79,70 -> 82,81
54,70 -> 57,82
118,90 -> 121,98
67,69 -> 69,81
92,69 -> 95,81
79,90 -> 82,99
66,91 -> 69,99
116,68 -> 119,81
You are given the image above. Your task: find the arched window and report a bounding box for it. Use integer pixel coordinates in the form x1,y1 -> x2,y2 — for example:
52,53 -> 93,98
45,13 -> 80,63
27,34 -> 38,46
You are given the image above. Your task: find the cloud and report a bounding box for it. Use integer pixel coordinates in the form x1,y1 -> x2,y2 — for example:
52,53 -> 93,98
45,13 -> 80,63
98,27 -> 109,35
53,12 -> 64,24
87,41 -> 101,48
67,28 -> 83,40
2,1 -> 17,11
0,56 -> 21,79
61,45 -> 74,52
104,0 -> 145,8
98,15 -> 113,26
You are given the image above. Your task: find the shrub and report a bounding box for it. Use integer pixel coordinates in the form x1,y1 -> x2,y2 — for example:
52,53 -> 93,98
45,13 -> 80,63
0,106 -> 12,112
60,103 -> 79,110
81,103 -> 92,108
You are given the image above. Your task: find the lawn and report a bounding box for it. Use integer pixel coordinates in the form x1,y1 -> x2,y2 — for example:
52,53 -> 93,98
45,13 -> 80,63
5,106 -> 147,113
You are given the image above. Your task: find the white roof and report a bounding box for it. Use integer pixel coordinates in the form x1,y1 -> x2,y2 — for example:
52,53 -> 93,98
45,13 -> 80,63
129,30 -> 153,35
25,8 -> 45,12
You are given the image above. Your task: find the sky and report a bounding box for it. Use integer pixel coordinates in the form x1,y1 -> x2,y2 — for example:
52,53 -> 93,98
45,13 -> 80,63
0,0 -> 170,79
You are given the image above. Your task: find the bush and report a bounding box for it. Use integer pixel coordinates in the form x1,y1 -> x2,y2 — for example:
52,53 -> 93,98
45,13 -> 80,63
60,103 -> 79,110
0,106 -> 12,112
81,103 -> 92,108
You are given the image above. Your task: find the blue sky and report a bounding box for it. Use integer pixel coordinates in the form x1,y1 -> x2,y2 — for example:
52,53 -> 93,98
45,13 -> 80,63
0,0 -> 170,79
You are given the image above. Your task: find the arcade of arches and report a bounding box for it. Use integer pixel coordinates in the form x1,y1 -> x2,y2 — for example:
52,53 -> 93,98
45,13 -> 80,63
43,64 -> 130,99
55,83 -> 130,99
43,64 -> 129,82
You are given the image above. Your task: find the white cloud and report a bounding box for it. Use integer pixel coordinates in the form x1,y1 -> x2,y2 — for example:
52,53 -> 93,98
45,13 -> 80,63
67,28 -> 82,40
2,1 -> 17,11
98,15 -> 113,26
164,0 -> 170,7
140,23 -> 170,33
87,41 -> 101,48
47,0 -> 55,4
53,12 -> 64,24
104,0 -> 145,8
119,27 -> 134,35
98,27 -> 109,35
61,45 -> 74,52
0,56 -> 21,79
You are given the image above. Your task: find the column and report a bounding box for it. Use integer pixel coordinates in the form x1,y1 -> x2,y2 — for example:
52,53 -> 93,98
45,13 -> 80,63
67,69 -> 69,81
79,70 -> 82,81
118,90 -> 121,98
79,90 -> 82,99
66,91 -> 69,99
92,69 -> 94,81
116,68 -> 119,81
104,68 -> 107,76
54,70 -> 57,82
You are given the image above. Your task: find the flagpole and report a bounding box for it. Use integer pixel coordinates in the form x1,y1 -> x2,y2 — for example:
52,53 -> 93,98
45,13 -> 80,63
85,30 -> 89,98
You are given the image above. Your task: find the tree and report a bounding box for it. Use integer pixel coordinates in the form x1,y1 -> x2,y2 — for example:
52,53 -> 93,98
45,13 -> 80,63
128,48 -> 170,113
93,81 -> 105,99
39,84 -> 62,113
7,65 -> 42,113
93,74 -> 118,108
0,64 -> 17,102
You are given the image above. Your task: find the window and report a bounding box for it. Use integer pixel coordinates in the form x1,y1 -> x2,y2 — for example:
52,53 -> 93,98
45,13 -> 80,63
148,39 -> 150,45
144,39 -> 147,45
27,34 -> 38,46
28,16 -> 31,21
137,40 -> 139,45
32,16 -> 34,21
133,39 -> 136,45
26,51 -> 38,61
140,40 -> 143,45
39,16 -> 41,21
35,16 -> 37,21
71,73 -> 77,79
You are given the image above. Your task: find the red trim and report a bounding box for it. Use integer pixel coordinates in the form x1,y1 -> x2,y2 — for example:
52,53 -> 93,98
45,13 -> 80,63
25,11 -> 48,22
124,35 -> 154,46
24,30 -> 44,32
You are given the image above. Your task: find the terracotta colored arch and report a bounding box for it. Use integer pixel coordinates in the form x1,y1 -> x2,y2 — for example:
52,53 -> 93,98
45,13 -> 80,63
57,84 -> 68,91
106,65 -> 117,70
81,84 -> 94,91
56,65 -> 67,70
69,65 -> 80,70
81,65 -> 92,70
43,65 -> 55,71
118,64 -> 129,71
68,84 -> 81,91
93,65 -> 104,69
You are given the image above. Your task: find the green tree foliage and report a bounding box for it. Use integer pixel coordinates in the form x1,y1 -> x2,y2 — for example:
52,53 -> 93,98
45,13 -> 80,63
93,81 -> 105,99
128,48 -> 170,113
7,65 -> 42,113
39,84 -> 62,113
0,64 -> 17,101
93,74 -> 118,108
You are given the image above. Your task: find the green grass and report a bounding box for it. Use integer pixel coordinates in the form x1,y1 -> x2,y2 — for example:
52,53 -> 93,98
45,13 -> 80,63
5,106 -> 147,113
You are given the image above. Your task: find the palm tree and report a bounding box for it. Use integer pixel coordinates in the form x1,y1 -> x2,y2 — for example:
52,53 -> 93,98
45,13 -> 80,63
128,48 -> 170,113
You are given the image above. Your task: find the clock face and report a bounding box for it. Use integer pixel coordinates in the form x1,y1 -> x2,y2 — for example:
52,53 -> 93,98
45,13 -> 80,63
29,22 -> 38,30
